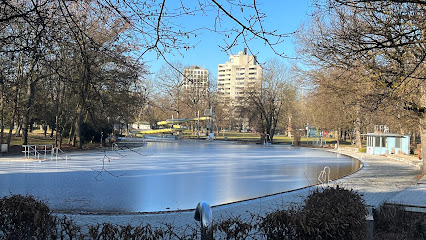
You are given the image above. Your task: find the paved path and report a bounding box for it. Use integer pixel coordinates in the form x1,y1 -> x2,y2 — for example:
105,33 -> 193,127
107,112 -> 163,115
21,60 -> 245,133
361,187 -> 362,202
57,148 -> 423,233
388,157 -> 426,212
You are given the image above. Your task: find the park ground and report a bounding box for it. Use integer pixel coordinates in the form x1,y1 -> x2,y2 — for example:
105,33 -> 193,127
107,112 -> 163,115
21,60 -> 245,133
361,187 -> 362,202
2,130 -> 420,157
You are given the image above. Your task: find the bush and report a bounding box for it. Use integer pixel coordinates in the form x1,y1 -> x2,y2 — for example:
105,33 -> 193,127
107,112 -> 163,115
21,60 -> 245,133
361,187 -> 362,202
299,186 -> 368,240
257,207 -> 300,239
214,215 -> 255,240
88,222 -> 198,240
0,188 -> 369,240
373,203 -> 426,240
56,215 -> 84,240
0,194 -> 57,239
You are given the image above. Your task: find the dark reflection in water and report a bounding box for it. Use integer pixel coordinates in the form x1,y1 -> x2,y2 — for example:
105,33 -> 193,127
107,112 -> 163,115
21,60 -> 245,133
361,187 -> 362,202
0,141 -> 360,213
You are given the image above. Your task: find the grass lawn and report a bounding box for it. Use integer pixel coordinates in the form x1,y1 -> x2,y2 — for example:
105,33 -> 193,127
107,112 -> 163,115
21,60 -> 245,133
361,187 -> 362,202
2,129 -> 56,146
1,130 -> 104,154
182,131 -> 341,145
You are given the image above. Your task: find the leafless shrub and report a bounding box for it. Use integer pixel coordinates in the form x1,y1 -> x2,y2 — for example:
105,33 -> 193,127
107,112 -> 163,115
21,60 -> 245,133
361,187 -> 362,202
0,194 -> 57,239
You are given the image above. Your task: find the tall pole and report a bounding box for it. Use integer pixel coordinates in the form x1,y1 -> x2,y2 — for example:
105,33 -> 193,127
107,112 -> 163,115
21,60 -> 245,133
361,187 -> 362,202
209,106 -> 213,134
197,111 -> 200,139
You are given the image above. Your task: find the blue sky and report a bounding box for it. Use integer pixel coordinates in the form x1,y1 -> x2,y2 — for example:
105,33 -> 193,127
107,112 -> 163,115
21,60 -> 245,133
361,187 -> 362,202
143,1 -> 313,77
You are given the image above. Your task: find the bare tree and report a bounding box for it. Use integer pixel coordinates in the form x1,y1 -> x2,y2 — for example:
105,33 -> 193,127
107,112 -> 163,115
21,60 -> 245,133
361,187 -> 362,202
0,0 -> 294,148
97,0 -> 292,62
247,59 -> 297,143
297,0 -> 426,166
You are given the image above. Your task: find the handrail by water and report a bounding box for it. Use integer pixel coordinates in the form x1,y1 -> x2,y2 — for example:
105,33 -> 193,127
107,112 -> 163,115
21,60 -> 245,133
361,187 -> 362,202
112,143 -> 119,151
52,147 -> 69,161
318,166 -> 331,186
22,145 -> 68,161
22,145 -> 41,160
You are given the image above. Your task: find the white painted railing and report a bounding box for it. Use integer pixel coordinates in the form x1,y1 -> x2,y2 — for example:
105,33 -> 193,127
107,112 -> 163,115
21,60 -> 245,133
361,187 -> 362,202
318,166 -> 331,186
112,143 -> 119,151
51,147 -> 69,161
22,145 -> 69,161
22,145 -> 41,159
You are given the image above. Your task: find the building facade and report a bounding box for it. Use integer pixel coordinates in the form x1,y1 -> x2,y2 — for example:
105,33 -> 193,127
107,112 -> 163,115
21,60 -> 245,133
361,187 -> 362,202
217,49 -> 262,130
182,66 -> 209,94
217,49 -> 262,107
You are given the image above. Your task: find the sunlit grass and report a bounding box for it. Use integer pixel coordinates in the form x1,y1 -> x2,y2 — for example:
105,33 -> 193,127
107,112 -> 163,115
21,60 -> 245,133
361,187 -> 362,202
181,131 -> 342,144
4,129 -> 56,146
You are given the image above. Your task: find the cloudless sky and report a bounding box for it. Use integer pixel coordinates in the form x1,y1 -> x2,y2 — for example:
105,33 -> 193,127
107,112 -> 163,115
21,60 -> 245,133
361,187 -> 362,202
143,1 -> 313,77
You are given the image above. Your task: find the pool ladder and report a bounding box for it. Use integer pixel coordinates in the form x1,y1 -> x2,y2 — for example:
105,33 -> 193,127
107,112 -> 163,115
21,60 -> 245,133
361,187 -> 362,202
318,166 -> 331,186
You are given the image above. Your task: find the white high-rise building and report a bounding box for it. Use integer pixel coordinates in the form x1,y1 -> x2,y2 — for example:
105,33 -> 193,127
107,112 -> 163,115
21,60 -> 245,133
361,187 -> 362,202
182,66 -> 209,94
217,49 -> 263,107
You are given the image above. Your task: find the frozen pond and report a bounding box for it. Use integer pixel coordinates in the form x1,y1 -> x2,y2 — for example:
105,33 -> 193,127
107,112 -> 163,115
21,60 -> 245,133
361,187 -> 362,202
0,141 -> 360,213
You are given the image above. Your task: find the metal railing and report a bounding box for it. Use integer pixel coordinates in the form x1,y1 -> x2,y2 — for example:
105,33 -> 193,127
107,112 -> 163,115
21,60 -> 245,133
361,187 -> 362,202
51,147 -> 69,161
22,145 -> 41,159
112,143 -> 119,151
22,145 -> 69,161
318,166 -> 331,186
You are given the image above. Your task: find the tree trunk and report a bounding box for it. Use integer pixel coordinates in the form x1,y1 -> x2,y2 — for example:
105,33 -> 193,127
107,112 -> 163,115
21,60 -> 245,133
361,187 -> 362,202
7,88 -> 18,146
0,88 -> 4,145
68,122 -> 74,145
21,79 -> 37,145
55,116 -> 59,147
55,81 -> 66,147
412,130 -> 416,147
75,104 -> 83,149
355,104 -> 362,149
15,120 -> 22,137
420,85 -> 426,173
293,131 -> 300,146
73,38 -> 91,149
336,128 -> 341,148
287,115 -> 292,137
59,133 -> 63,149
420,122 -> 426,173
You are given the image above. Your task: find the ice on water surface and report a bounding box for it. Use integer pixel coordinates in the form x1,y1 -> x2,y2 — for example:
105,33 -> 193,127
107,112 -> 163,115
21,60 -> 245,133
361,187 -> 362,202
0,141 -> 359,213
